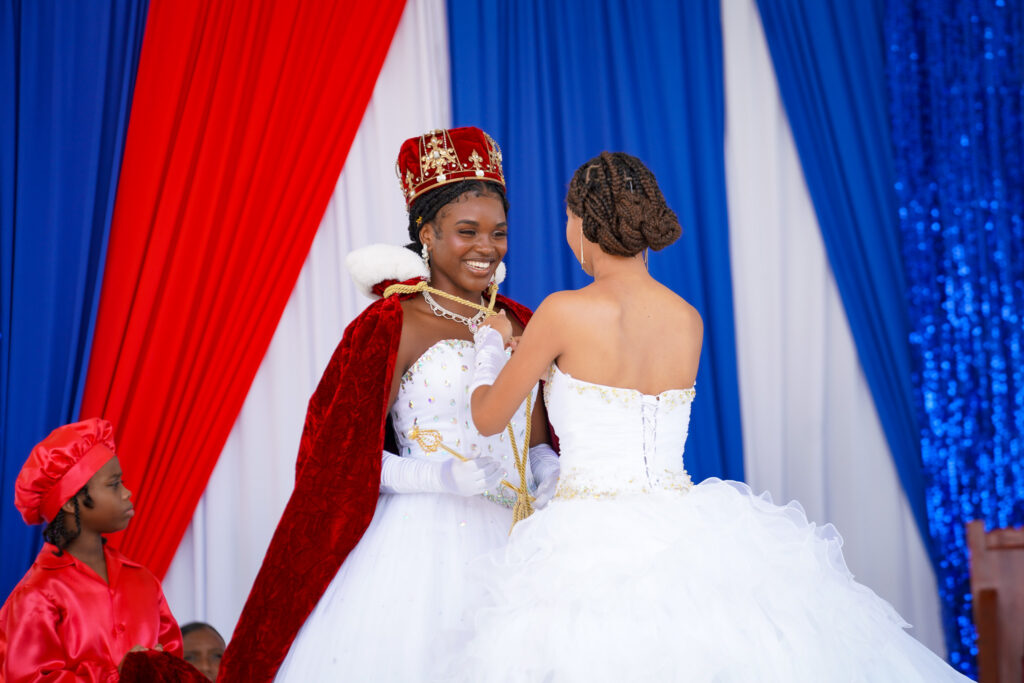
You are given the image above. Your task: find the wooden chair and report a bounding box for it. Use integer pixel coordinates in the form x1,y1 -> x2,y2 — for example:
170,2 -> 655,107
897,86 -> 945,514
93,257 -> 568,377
967,520 -> 1024,683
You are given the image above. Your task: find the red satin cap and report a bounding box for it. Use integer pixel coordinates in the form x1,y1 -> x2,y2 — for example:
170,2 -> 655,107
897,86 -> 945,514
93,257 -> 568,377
395,126 -> 505,207
15,418 -> 118,524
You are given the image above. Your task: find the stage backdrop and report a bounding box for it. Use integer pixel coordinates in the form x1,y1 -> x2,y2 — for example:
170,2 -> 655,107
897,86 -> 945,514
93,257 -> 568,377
15,0 -> 1017,667
164,0 -> 944,658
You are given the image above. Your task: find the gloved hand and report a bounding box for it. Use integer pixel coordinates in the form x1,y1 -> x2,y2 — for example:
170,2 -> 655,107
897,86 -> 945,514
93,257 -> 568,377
440,456 -> 504,496
380,450 -> 504,497
468,325 -> 508,395
528,443 -> 560,509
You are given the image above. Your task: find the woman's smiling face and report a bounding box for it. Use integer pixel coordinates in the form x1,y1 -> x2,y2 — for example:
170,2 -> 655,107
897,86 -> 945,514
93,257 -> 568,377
420,190 -> 507,299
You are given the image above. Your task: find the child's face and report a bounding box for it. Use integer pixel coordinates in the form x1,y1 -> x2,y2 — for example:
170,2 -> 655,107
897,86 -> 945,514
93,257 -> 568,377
78,456 -> 134,534
183,626 -> 225,680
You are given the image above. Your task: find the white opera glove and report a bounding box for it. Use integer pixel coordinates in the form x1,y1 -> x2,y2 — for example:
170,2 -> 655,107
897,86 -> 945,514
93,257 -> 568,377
380,450 -> 503,497
469,325 -> 508,395
528,443 -> 560,509
440,456 -> 504,496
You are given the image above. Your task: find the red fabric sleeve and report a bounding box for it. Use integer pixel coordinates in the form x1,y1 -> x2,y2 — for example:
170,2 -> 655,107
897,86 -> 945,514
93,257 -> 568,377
1,590 -> 114,682
154,593 -> 183,659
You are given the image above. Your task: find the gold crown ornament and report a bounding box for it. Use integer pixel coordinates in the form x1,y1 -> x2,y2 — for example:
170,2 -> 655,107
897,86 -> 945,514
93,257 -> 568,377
395,127 -> 505,207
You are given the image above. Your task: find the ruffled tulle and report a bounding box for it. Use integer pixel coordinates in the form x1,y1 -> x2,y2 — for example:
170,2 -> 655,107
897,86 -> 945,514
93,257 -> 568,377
275,492 -> 511,682
446,479 -> 969,683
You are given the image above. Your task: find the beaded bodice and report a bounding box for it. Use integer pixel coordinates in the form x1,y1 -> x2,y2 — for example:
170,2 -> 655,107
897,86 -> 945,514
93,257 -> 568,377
391,340 -> 536,507
544,363 -> 695,499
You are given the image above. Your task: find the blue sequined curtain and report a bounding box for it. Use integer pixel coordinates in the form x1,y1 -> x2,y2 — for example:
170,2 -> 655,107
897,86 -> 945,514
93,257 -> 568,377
887,0 -> 1024,675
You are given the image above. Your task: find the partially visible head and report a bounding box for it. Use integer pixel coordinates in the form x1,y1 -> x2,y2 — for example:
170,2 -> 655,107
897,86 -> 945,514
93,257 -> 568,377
182,622 -> 226,680
15,418 -> 132,551
565,151 -> 681,258
396,127 -> 509,294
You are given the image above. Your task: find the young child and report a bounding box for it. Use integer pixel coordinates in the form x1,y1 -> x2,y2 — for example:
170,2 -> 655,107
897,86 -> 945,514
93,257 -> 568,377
0,418 -> 184,682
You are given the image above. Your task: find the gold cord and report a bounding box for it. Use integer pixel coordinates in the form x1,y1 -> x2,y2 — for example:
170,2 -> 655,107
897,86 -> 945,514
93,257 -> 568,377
506,393 -> 534,531
391,277 -> 535,531
383,280 -> 499,314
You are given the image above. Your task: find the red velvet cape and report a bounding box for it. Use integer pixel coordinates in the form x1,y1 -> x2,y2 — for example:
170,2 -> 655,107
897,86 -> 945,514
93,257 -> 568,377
218,280 -> 533,682
119,650 -> 209,682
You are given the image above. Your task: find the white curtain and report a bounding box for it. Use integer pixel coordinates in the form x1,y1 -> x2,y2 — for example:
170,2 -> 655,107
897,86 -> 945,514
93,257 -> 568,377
162,0 -> 452,637
721,0 -> 944,656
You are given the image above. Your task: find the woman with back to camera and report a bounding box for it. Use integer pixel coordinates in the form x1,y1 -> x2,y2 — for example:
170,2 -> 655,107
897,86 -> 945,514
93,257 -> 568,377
456,151 -> 971,681
218,127 -> 558,682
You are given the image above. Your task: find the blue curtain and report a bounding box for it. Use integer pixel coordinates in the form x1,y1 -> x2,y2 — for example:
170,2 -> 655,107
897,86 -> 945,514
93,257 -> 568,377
0,0 -> 148,600
887,0 -> 1024,675
447,0 -> 744,482
754,0 -> 935,564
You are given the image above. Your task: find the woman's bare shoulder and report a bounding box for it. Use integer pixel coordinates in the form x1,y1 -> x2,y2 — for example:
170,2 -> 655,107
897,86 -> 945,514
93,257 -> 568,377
676,296 -> 703,328
533,288 -> 588,319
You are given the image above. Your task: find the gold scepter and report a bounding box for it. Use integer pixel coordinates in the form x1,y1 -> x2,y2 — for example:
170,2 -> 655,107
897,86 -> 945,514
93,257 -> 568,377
407,421 -> 515,492
407,395 -> 535,532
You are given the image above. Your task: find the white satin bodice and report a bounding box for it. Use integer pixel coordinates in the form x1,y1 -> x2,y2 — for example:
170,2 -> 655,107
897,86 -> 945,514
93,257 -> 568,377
543,363 -> 695,499
390,339 -> 536,507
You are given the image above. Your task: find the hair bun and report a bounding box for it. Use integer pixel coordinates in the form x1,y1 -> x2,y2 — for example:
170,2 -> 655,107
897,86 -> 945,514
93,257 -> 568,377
567,151 -> 681,258
634,196 -> 681,251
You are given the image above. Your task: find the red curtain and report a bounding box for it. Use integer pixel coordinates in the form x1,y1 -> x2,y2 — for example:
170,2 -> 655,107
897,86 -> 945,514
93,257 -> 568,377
79,0 -> 406,578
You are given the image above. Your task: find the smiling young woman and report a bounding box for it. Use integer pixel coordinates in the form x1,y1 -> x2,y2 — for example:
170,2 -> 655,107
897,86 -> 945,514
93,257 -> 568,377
391,181 -> 513,410
221,127 -> 560,683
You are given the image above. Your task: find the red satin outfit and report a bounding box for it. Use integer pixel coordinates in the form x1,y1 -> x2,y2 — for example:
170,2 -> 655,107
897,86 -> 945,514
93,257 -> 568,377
0,543 -> 182,682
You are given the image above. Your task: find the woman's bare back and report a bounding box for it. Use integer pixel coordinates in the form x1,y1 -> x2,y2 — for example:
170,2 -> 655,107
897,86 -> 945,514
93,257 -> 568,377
552,274 -> 703,395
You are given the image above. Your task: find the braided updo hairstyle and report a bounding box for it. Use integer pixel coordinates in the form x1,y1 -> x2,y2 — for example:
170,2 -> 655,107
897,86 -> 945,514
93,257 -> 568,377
404,180 -> 509,254
565,151 -> 680,257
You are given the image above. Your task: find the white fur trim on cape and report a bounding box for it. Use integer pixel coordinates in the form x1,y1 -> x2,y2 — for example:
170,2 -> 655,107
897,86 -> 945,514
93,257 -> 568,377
345,243 -> 506,298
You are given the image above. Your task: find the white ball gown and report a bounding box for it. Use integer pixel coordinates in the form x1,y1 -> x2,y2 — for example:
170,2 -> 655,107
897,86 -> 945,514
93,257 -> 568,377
449,363 -> 971,682
275,339 -> 536,681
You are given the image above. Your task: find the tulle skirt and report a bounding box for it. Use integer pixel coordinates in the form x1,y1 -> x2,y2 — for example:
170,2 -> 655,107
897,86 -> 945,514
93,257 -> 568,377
275,491 -> 512,682
446,479 -> 970,683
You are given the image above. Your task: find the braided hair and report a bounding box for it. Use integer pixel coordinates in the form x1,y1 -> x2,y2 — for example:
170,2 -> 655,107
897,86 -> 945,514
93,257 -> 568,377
566,151 -> 680,257
42,485 -> 95,555
404,180 -> 509,254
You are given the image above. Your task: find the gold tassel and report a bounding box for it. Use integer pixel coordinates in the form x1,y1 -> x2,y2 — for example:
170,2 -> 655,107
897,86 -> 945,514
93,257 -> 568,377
506,394 -> 534,531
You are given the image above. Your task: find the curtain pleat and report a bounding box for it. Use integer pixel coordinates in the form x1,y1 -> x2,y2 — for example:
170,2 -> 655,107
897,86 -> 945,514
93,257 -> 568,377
161,0 -> 452,634
0,0 -> 148,599
447,0 -> 745,482
78,0 -> 406,579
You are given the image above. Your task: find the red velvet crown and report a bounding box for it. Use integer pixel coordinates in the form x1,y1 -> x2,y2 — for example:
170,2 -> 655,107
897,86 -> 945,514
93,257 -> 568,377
395,127 -> 505,207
